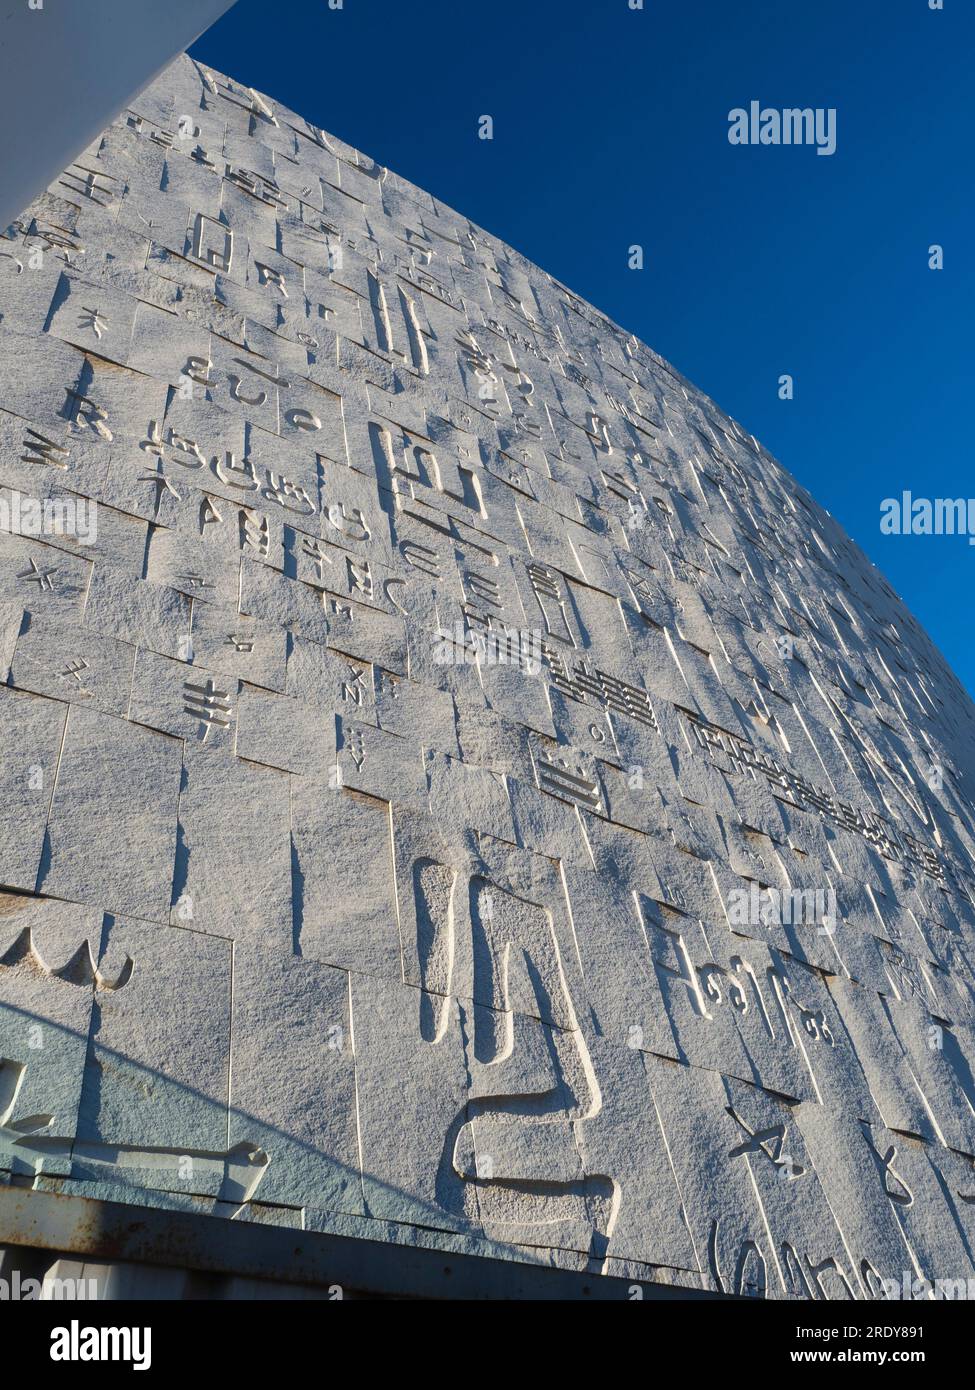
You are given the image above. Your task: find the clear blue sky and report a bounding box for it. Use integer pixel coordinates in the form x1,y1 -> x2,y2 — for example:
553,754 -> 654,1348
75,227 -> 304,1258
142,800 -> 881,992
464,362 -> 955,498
191,0 -> 974,695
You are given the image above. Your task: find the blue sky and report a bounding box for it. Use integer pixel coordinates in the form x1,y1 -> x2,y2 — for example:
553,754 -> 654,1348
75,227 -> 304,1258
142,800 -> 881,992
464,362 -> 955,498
191,0 -> 974,694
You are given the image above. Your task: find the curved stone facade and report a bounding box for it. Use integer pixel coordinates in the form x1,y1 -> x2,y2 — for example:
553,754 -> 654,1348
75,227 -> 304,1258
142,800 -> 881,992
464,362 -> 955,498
1,54 -> 974,1298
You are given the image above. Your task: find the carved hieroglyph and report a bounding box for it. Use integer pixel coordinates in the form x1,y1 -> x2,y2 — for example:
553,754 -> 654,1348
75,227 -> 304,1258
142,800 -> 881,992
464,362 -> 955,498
2,55 -> 975,1298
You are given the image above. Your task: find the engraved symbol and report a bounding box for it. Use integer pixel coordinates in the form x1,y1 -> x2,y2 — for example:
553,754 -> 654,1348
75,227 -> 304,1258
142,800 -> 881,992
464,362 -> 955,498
60,657 -> 89,683
326,501 -> 369,541
341,666 -> 366,706
229,375 -> 268,405
139,462 -> 181,511
708,1219 -> 767,1299
346,556 -> 373,599
58,657 -> 91,692
214,452 -> 258,491
191,211 -> 233,272
623,569 -> 656,602
63,389 -> 112,441
411,868 -> 610,1243
78,306 -> 109,339
182,356 -> 212,387
384,577 -> 409,615
21,428 -> 70,469
346,727 -> 366,770
726,1109 -> 806,1180
183,678 -> 233,741
0,929 -> 132,990
141,419 -> 205,468
262,471 -> 315,516
534,753 -> 601,811
866,1137 -> 914,1207
658,880 -> 687,911
255,262 -> 288,297
464,570 -> 502,611
226,633 -> 254,653
239,509 -> 269,557
527,561 -> 574,645
1,1061 -> 266,1205
177,574 -> 210,589
60,165 -> 117,206
200,496 -> 223,531
301,537 -> 333,582
17,557 -> 57,591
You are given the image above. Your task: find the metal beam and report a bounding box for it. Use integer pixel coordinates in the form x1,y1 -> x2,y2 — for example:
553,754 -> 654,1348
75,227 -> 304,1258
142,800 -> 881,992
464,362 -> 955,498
0,0 -> 240,233
0,1186 -> 727,1300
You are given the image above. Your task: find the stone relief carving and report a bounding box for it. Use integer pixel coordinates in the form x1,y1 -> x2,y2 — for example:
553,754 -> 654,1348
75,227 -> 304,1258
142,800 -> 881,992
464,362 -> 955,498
0,53 -> 974,1295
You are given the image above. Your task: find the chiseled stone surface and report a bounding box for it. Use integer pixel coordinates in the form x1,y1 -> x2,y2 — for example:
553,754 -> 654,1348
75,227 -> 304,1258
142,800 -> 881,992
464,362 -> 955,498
2,54 -> 975,1298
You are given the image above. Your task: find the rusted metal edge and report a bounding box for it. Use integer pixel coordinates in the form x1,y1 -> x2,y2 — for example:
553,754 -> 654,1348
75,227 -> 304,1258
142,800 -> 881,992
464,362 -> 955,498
0,1186 -> 727,1300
